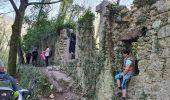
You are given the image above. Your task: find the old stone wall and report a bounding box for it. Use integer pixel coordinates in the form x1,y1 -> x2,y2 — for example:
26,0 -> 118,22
100,0 -> 170,99
129,1 -> 170,99
44,0 -> 170,99
54,29 -> 70,65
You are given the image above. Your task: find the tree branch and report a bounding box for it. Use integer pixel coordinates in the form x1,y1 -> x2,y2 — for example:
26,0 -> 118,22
9,0 -> 18,13
28,0 -> 62,6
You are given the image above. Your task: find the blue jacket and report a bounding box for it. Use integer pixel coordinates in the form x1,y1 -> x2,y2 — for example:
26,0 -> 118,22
0,72 -> 18,91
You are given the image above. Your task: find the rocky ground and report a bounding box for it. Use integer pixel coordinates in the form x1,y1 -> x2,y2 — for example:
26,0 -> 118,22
40,66 -> 80,100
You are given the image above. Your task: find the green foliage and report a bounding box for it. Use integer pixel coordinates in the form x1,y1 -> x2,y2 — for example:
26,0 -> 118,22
81,53 -> 105,99
77,9 -> 105,99
22,0 -> 74,51
22,16 -> 76,51
111,5 -> 126,16
133,0 -> 158,8
78,10 -> 95,30
64,20 -> 76,29
18,65 -> 51,100
22,19 -> 53,51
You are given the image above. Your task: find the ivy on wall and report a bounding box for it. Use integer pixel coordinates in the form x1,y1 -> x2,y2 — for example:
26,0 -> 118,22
77,10 -> 106,99
133,0 -> 158,8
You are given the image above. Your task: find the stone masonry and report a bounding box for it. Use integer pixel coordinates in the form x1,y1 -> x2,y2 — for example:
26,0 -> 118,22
96,0 -> 170,99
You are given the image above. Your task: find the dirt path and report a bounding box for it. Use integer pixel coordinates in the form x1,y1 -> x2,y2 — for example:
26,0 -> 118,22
40,66 -> 80,100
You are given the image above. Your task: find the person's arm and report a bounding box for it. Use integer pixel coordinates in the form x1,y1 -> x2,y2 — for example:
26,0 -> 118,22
8,76 -> 18,91
123,60 -> 132,76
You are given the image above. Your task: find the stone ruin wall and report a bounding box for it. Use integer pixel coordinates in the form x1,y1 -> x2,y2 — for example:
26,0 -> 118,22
102,0 -> 170,99
128,1 -> 170,99
54,29 -> 72,66
47,0 -> 170,99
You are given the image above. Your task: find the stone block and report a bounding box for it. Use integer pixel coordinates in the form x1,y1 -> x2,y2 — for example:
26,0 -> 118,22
168,16 -> 170,23
166,58 -> 170,69
161,48 -> 170,58
159,37 -> 170,48
158,25 -> 170,38
151,83 -> 161,92
138,59 -> 150,73
152,20 -> 161,29
149,53 -> 165,70
163,68 -> 170,79
147,70 -> 162,82
154,0 -> 170,13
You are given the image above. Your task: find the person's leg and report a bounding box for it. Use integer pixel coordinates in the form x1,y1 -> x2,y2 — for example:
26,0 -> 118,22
122,89 -> 126,99
28,57 -> 31,64
32,58 -> 35,66
45,56 -> 49,66
46,56 -> 49,66
35,57 -> 37,66
115,72 -> 123,88
45,56 -> 47,66
121,74 -> 132,99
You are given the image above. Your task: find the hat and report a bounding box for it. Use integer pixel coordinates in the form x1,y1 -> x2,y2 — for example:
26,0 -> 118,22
0,60 -> 4,68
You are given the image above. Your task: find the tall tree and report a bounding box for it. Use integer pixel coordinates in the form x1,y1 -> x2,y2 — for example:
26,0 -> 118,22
8,0 -> 62,76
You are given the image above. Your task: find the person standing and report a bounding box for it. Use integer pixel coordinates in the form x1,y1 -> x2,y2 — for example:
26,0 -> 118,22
44,46 -> 50,66
25,51 -> 31,64
69,29 -> 76,59
32,48 -> 38,66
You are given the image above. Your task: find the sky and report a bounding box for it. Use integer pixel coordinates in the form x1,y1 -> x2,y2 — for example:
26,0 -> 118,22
0,0 -> 134,19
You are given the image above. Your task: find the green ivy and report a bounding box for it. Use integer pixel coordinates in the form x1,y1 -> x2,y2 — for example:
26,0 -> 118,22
133,0 -> 158,8
22,18 -> 76,52
78,10 -> 95,30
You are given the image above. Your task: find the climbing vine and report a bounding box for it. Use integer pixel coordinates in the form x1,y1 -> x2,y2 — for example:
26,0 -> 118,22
77,10 -> 106,99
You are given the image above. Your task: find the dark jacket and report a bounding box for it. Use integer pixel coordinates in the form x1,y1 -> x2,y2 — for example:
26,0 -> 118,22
32,50 -> 38,59
0,72 -> 18,91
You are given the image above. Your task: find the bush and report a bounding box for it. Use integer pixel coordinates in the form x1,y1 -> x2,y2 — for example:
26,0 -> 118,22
18,65 -> 51,100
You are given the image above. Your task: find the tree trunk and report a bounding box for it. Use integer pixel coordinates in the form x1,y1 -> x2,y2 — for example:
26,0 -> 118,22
7,5 -> 26,76
18,39 -> 25,64
8,20 -> 20,76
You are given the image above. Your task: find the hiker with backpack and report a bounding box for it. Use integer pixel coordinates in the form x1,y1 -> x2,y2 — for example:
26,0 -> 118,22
0,60 -> 19,99
25,51 -> 32,64
115,48 -> 139,100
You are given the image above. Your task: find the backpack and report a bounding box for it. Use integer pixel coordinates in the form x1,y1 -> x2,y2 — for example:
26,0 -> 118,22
49,49 -> 52,57
40,52 -> 46,61
127,57 -> 140,76
0,74 -> 13,88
